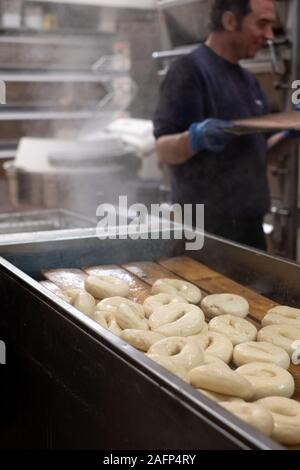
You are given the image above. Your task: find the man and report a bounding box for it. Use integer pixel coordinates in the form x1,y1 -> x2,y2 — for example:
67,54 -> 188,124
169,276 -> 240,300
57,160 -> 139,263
153,0 -> 293,250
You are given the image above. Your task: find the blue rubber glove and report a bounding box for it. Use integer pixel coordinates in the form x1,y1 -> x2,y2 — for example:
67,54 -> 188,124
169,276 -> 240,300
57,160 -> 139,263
188,118 -> 234,153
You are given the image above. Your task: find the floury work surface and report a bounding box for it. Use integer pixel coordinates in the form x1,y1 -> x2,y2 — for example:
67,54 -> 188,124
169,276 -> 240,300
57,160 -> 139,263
1,229 -> 300,449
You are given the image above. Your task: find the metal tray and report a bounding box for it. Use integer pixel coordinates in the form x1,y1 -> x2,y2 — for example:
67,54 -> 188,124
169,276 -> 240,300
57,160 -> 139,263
2,229 -> 299,449
0,208 -> 95,237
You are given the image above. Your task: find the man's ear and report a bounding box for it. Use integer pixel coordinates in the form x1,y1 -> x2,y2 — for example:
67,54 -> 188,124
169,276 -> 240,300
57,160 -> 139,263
222,11 -> 238,32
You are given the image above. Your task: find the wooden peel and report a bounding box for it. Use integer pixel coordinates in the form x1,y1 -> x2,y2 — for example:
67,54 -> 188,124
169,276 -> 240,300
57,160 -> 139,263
228,110 -> 300,135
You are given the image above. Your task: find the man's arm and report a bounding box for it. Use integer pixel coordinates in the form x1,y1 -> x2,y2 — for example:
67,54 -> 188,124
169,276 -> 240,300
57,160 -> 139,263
156,132 -> 194,165
156,119 -> 235,165
267,131 -> 296,163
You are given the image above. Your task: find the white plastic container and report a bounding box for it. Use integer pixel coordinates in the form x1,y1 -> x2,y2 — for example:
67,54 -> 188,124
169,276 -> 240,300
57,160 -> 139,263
24,6 -> 43,30
1,0 -> 22,29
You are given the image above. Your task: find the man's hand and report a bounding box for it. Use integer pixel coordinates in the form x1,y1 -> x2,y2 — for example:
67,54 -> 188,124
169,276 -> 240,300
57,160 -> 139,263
282,129 -> 300,140
188,118 -> 234,153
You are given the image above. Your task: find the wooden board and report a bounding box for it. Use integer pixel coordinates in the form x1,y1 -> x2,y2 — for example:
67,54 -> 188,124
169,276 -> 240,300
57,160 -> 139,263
122,260 -> 184,286
231,110 -> 300,135
41,268 -> 87,290
158,256 -> 277,321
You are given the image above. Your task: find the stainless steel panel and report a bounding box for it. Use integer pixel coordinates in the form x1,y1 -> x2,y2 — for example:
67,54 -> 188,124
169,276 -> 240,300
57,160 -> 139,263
0,209 -> 94,235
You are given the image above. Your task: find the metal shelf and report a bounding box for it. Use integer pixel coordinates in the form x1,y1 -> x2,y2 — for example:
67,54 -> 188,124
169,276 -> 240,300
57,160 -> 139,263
157,0 -> 203,8
0,70 -> 112,83
0,109 -> 100,121
0,30 -> 111,46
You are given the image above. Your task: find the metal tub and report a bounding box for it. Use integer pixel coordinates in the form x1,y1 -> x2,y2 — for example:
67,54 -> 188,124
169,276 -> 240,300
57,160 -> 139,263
0,209 -> 95,246
0,209 -> 95,235
1,229 -> 300,449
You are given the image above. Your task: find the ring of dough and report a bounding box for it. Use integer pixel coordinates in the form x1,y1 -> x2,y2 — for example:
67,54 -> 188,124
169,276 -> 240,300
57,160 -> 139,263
189,364 -> 254,399
62,287 -> 84,303
143,293 -> 186,318
201,293 -> 249,319
97,296 -> 144,318
71,291 -> 96,316
149,302 -> 204,337
148,336 -> 204,371
114,303 -> 149,331
57,291 -> 72,303
257,324 -> 300,356
152,278 -> 202,304
188,322 -> 209,340
219,402 -> 274,437
256,397 -> 300,445
209,314 -> 257,345
146,353 -> 190,383
198,331 -> 233,363
233,341 -> 290,369
85,275 -> 129,299
262,305 -> 300,329
92,308 -> 122,336
203,353 -> 230,368
236,362 -> 295,400
198,389 -> 245,403
120,329 -> 164,352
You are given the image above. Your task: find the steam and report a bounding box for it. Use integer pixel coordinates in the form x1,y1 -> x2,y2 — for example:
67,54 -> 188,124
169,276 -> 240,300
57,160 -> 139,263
4,2 -> 162,218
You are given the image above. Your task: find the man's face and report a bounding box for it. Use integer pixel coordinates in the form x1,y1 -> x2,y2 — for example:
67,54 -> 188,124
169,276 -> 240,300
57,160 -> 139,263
232,0 -> 276,59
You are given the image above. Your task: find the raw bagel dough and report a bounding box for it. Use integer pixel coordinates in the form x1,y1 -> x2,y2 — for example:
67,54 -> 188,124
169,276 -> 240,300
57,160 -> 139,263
149,303 -> 204,337
56,291 -> 72,303
198,331 -> 233,363
72,291 -> 96,316
257,324 -> 300,357
85,275 -> 129,299
201,293 -> 249,319
198,389 -> 245,403
148,336 -> 204,371
114,303 -> 149,331
256,396 -> 300,445
203,354 -> 230,368
233,341 -> 290,369
152,278 -> 202,304
120,329 -> 164,352
62,287 -> 83,302
209,314 -> 257,345
97,296 -> 144,318
262,305 -> 300,329
236,362 -> 295,400
92,308 -> 122,336
143,293 -> 186,318
220,402 -> 274,436
146,353 -> 190,383
189,364 -> 254,399
188,322 -> 209,340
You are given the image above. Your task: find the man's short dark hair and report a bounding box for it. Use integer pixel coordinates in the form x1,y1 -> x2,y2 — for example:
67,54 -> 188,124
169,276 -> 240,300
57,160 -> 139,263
210,0 -> 252,31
